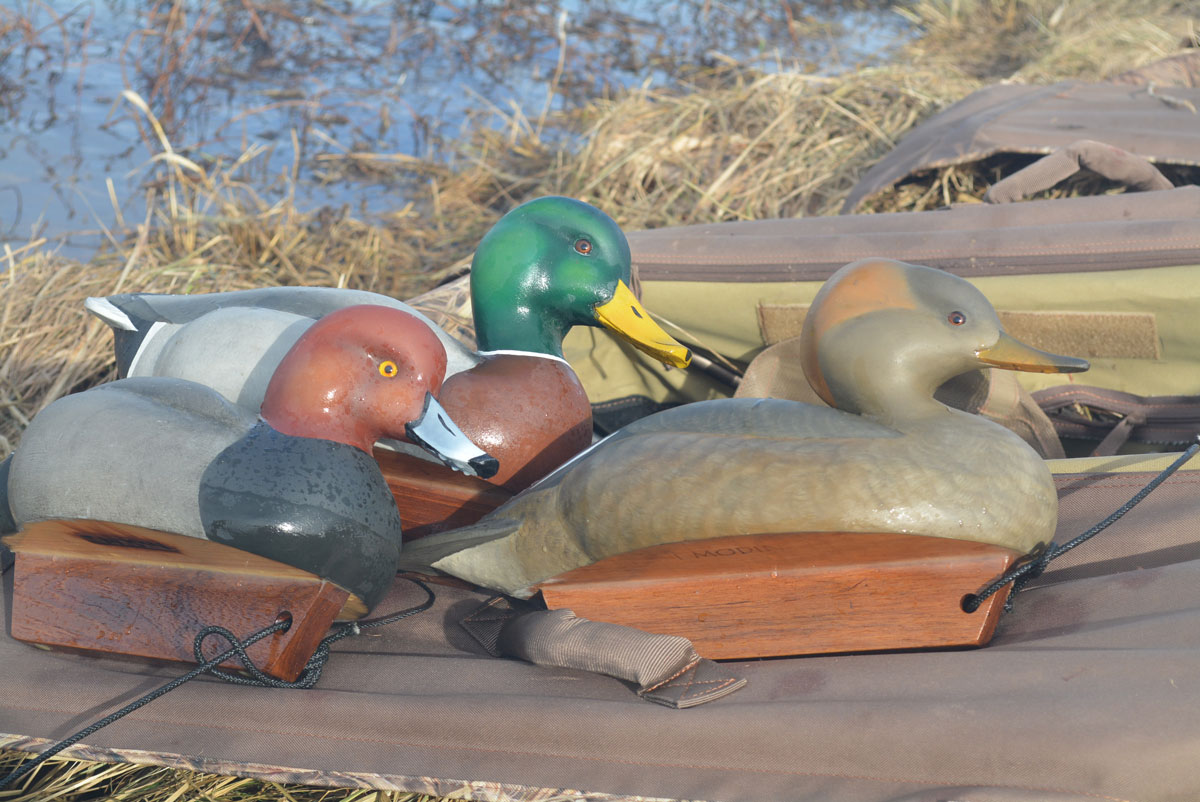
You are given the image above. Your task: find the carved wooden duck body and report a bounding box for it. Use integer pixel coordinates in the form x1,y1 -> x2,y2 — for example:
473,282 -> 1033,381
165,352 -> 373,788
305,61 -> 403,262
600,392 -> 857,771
86,197 -> 691,501
403,259 -> 1090,596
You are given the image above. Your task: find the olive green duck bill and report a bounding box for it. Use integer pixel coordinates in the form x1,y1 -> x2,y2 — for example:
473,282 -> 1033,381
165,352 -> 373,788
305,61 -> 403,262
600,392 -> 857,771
592,280 -> 692,369
976,331 -> 1090,374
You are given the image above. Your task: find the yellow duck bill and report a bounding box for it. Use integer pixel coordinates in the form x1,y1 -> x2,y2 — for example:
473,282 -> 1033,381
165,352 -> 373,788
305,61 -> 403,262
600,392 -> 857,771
977,331 -> 1091,374
593,280 -> 692,369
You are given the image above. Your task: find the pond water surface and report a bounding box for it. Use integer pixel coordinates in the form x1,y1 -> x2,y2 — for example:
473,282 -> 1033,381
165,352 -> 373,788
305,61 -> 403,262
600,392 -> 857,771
0,1 -> 907,257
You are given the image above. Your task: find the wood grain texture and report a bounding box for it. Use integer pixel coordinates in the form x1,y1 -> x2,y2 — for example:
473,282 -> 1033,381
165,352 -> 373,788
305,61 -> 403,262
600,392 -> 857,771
374,448 -> 513,540
5,519 -> 356,681
536,531 -> 1018,658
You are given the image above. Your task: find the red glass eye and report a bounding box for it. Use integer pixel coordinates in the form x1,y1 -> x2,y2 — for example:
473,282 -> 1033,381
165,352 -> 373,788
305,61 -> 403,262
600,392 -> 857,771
948,311 -> 966,326
574,238 -> 592,255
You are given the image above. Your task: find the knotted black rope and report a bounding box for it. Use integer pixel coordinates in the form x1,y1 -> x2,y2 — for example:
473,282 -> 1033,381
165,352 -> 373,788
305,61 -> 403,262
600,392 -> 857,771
963,442 -> 1200,614
0,577 -> 434,791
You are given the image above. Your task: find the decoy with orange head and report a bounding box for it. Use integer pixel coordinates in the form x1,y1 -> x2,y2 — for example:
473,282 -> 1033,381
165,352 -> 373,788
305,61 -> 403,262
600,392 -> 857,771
2,306 -> 493,646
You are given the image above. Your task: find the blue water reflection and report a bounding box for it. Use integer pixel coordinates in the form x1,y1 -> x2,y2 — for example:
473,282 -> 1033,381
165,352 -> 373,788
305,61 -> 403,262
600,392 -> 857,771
0,1 -> 906,256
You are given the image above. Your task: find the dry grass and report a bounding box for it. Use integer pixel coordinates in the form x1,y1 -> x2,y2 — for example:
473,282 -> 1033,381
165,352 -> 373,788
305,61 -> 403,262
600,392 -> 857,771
900,0 -> 1198,81
447,64 -> 976,226
0,748 -> 436,801
2,1 -> 1199,800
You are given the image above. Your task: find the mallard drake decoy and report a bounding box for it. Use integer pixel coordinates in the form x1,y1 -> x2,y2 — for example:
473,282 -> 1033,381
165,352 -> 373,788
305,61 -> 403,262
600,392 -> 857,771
4,305 -> 495,613
86,197 -> 691,496
401,258 -> 1090,596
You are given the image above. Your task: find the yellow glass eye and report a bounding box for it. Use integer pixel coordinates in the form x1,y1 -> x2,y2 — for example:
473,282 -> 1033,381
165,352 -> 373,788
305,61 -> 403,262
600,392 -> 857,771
379,360 -> 398,378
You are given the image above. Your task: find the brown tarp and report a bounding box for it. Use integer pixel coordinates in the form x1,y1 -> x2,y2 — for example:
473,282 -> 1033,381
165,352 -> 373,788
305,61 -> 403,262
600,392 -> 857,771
4,458 -> 1200,802
841,79 -> 1200,213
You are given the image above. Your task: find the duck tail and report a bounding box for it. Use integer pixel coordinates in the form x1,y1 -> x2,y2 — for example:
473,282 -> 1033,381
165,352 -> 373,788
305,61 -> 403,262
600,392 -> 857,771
1,455 -> 16,572
84,296 -> 136,331
0,455 -> 14,534
84,296 -> 156,377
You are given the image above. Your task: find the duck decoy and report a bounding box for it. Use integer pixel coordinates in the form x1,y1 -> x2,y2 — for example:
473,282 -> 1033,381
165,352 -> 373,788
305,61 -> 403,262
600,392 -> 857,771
401,259 -> 1091,658
1,305 -> 496,680
85,196 -> 692,534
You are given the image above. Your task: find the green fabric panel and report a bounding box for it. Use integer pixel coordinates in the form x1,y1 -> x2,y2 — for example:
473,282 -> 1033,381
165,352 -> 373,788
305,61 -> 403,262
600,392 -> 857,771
571,263 -> 1200,407
564,327 -> 731,407
972,264 -> 1200,395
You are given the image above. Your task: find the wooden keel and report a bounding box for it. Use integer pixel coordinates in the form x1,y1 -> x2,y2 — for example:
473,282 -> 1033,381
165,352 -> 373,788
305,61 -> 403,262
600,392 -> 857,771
534,531 -> 1019,659
373,447 -> 513,540
4,520 -> 359,682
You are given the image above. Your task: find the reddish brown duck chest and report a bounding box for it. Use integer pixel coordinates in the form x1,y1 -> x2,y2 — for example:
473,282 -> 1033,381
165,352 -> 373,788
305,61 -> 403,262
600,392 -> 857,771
438,353 -> 592,491
373,353 -> 593,539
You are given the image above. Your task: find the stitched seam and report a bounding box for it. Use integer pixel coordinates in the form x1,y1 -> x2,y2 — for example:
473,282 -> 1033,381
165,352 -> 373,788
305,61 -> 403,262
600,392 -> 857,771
680,677 -> 740,700
461,614 -> 511,626
1060,480 -> 1200,490
641,658 -> 702,693
460,598 -> 512,627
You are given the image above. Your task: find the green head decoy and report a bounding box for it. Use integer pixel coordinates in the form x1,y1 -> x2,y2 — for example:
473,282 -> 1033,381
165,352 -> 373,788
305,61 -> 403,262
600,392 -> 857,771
428,196 -> 691,490
469,196 -> 691,367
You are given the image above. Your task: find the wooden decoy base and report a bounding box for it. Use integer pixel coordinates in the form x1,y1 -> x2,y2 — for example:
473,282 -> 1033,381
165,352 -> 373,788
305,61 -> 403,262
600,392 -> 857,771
534,531 -> 1020,659
3,519 -> 362,682
373,447 -> 513,541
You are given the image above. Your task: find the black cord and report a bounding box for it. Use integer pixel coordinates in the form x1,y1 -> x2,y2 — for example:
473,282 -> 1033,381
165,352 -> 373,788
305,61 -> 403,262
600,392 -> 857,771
963,442 -> 1200,613
196,577 -> 435,689
0,577 -> 435,791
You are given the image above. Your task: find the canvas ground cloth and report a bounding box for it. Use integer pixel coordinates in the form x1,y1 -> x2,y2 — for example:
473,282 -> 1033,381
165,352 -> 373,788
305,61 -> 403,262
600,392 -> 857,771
3,456 -> 1200,802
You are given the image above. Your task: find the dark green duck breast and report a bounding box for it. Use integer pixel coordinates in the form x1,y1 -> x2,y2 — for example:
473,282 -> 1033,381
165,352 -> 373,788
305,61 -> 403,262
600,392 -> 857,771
200,422 -> 403,609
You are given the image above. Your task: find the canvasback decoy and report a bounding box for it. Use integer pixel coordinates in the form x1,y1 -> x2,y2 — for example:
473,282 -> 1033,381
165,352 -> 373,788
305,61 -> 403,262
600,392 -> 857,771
400,258 -> 1090,595
3,305 -> 495,610
86,196 -> 691,493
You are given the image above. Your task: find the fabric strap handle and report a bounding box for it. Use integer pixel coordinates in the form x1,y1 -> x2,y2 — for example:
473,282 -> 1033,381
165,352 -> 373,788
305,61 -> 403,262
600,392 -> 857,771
984,139 -> 1173,204
462,597 -> 747,708
1034,385 -> 1200,456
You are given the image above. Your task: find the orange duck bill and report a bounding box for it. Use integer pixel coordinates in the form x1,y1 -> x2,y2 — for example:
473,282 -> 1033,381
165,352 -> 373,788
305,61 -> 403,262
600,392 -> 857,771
405,393 -> 500,479
592,281 -> 692,369
976,331 -> 1091,374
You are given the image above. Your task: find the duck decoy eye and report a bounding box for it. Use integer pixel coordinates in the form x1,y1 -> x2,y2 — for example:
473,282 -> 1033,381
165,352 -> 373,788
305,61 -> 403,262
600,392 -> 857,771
379,360 -> 399,378
947,311 -> 967,326
574,238 -> 592,255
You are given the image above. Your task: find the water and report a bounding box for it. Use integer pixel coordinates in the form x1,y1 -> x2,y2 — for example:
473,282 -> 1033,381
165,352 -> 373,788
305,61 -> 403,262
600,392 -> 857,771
0,1 -> 908,257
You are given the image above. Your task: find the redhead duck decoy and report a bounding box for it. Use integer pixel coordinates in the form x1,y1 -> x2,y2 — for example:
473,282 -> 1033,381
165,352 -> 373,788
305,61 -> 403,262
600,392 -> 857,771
3,305 -> 495,617
86,197 -> 691,498
401,258 -> 1090,596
